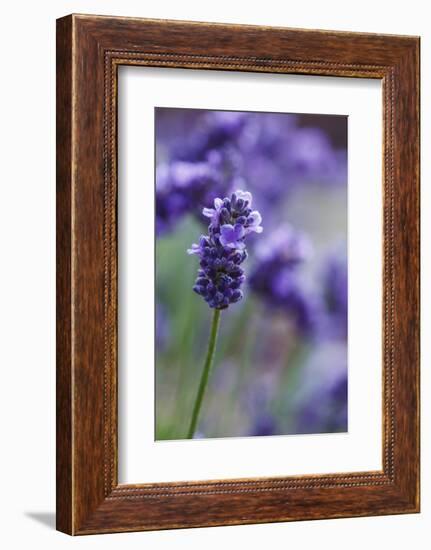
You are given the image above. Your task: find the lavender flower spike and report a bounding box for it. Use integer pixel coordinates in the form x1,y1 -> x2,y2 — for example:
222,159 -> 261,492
188,190 -> 263,309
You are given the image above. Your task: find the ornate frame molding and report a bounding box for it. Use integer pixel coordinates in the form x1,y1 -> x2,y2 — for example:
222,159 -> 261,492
57,15 -> 419,534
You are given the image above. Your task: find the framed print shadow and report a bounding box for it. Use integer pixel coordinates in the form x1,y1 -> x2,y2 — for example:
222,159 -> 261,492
56,14 -> 420,535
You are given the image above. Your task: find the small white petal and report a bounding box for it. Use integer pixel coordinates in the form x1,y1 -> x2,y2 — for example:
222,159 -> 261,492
214,198 -> 223,209
245,225 -> 263,235
187,244 -> 200,255
235,190 -> 252,205
249,210 -> 262,226
202,207 -> 215,218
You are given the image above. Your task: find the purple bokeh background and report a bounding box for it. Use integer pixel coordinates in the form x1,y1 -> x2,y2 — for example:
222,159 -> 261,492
155,107 -> 347,440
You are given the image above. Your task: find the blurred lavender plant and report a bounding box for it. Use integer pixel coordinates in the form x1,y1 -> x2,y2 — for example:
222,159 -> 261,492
322,252 -> 348,339
156,160 -> 228,235
251,413 -> 278,436
156,109 -> 346,236
238,113 -> 298,204
281,126 -> 347,186
188,190 -> 263,309
155,302 -> 170,351
239,114 -> 347,209
156,111 -> 248,234
246,380 -> 279,437
296,369 -> 348,433
249,225 -> 318,334
169,111 -> 248,163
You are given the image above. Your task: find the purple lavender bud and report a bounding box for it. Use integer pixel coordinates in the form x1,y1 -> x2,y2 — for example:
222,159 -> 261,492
229,251 -> 243,264
230,289 -> 243,303
235,198 -> 245,211
220,207 -> 231,224
222,198 -> 231,210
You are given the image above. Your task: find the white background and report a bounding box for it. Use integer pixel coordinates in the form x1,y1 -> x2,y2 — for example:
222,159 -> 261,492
0,1 -> 428,549
119,67 -> 382,483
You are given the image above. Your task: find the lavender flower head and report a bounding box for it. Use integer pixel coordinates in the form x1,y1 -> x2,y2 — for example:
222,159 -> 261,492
188,190 -> 263,309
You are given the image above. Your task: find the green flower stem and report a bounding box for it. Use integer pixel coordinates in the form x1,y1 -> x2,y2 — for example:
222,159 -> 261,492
187,309 -> 221,439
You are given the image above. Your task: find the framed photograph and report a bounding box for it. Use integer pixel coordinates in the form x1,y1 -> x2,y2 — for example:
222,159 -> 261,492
56,14 -> 420,534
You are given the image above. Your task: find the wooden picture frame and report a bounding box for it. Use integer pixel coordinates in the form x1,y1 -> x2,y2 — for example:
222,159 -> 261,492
56,14 -> 420,535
